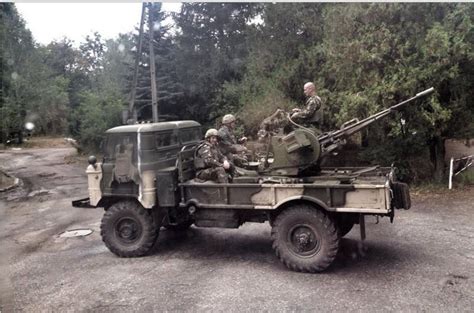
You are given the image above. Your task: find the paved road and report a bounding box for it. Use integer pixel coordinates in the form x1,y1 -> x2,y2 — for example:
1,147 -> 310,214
1,148 -> 473,312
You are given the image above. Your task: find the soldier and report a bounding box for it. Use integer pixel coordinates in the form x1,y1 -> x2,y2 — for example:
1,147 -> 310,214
258,108 -> 287,140
194,129 -> 231,183
218,114 -> 248,166
258,83 -> 323,139
218,114 -> 247,153
291,82 -> 323,129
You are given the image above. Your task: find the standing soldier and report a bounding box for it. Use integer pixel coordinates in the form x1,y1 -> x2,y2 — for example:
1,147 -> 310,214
218,114 -> 248,166
291,82 -> 323,130
194,129 -> 231,183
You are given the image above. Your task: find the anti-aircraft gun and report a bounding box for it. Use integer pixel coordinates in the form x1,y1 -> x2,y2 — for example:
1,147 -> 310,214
73,88 -> 434,274
258,87 -> 435,176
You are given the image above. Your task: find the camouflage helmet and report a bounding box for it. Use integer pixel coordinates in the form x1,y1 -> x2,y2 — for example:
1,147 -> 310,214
222,114 -> 236,124
205,128 -> 219,139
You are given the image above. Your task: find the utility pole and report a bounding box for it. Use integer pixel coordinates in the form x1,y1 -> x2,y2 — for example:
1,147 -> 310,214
127,3 -> 146,124
127,2 -> 159,124
148,3 -> 159,123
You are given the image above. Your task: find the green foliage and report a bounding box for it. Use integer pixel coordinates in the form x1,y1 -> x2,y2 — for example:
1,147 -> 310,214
31,76 -> 69,134
172,3 -> 262,121
1,3 -> 472,183
0,3 -> 70,141
0,4 -> 131,145
79,32 -> 106,75
1,3 -> 31,140
323,3 -> 473,182
215,70 -> 297,136
218,3 -> 472,182
74,35 -> 133,149
455,170 -> 474,186
76,91 -> 123,151
99,35 -> 135,95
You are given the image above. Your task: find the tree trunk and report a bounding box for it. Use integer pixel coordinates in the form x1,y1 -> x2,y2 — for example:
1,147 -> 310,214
429,136 -> 445,183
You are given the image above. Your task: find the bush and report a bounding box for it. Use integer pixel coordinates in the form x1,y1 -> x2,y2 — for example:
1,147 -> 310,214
455,170 -> 474,186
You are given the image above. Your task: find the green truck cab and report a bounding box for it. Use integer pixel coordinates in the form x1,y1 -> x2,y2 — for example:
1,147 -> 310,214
73,119 -> 410,273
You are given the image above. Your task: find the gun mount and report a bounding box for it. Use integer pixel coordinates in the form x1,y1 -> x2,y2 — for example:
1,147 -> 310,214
258,87 -> 435,176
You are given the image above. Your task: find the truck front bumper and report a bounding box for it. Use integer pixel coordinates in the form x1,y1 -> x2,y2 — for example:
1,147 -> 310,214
72,197 -> 96,209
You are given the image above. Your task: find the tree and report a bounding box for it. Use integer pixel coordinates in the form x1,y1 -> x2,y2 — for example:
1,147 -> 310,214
1,3 -> 69,141
78,32 -> 106,75
215,3 -> 473,182
215,3 -> 326,134
100,34 -> 135,97
42,38 -> 89,136
172,3 -> 262,123
74,34 -> 136,149
125,3 -> 183,122
319,3 -> 473,181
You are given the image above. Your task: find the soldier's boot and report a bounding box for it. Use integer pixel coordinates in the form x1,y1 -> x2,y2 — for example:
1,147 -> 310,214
227,163 -> 237,180
215,167 -> 229,183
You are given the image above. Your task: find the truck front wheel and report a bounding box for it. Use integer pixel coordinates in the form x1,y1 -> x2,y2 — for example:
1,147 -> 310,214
271,205 -> 339,272
100,200 -> 158,257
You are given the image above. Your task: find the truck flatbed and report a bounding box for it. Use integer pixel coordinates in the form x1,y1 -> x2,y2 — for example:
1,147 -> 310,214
179,167 -> 393,214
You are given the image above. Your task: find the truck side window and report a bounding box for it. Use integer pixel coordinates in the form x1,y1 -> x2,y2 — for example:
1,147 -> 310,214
155,131 -> 178,149
180,127 -> 202,144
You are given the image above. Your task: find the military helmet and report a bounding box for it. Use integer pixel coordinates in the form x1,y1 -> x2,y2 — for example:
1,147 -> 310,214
205,128 -> 219,139
222,114 -> 236,124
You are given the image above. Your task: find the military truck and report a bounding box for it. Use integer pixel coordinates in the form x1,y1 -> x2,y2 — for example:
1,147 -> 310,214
73,88 -> 433,273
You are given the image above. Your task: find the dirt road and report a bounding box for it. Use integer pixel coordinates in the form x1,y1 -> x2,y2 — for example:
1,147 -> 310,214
1,148 -> 473,312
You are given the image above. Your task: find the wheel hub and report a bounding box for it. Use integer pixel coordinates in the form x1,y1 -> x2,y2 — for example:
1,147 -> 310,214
116,218 -> 141,243
296,232 -> 311,248
289,225 -> 320,255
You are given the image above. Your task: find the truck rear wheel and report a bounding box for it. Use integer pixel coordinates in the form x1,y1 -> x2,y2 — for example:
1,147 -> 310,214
100,200 -> 158,257
271,205 -> 339,272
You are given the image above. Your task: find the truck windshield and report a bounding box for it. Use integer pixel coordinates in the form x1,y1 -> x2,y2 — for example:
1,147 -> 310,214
103,133 -> 136,161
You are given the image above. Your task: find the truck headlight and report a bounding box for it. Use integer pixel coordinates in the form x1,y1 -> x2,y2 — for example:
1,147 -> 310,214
88,155 -> 97,167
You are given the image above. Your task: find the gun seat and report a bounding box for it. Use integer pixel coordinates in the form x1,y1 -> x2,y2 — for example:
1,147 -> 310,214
177,145 -> 197,183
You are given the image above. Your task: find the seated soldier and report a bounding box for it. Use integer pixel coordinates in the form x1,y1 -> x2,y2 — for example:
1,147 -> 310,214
218,114 -> 249,167
194,129 -> 231,183
290,82 -> 323,133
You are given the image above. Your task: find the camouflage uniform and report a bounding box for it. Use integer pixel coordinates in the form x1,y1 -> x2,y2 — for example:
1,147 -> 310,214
218,125 -> 248,167
292,95 -> 323,127
218,125 -> 237,156
194,141 -> 229,183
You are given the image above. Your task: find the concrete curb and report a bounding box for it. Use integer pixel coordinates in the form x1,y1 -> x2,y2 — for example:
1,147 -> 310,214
0,171 -> 20,192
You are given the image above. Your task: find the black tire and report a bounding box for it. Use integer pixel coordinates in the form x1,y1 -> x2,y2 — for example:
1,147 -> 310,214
271,204 -> 339,273
100,200 -> 158,257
